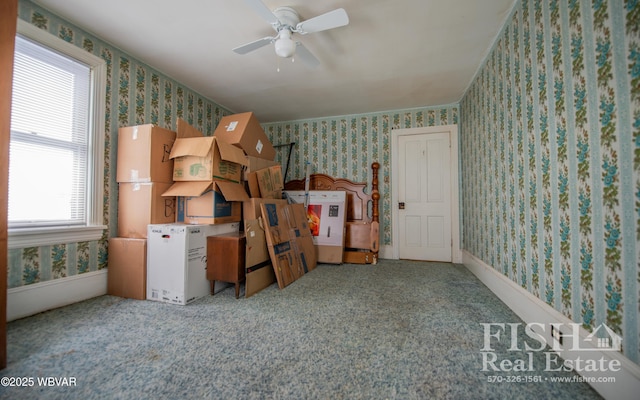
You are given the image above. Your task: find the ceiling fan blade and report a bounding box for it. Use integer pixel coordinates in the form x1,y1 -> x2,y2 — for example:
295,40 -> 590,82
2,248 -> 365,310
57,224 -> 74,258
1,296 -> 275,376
243,0 -> 279,26
233,37 -> 274,54
295,8 -> 349,34
295,43 -> 320,68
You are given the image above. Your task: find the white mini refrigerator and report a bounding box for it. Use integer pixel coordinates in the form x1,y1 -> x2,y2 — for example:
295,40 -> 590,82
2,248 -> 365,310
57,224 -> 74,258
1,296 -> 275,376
147,223 -> 239,305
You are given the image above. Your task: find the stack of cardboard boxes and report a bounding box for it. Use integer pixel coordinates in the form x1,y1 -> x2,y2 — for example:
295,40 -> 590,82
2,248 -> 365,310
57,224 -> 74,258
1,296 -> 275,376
108,112 -> 317,303
108,124 -> 177,300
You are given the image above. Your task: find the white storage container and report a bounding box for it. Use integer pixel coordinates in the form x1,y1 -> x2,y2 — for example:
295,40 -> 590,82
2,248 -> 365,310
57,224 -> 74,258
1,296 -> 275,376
147,223 -> 239,305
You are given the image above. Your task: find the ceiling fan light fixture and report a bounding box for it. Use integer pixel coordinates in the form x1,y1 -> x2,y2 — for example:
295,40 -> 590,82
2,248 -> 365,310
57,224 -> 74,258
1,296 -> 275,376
274,30 -> 296,58
233,1 -> 349,68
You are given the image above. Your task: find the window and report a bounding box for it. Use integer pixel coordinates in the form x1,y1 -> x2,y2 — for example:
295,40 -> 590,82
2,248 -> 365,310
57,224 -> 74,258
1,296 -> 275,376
8,20 -> 106,248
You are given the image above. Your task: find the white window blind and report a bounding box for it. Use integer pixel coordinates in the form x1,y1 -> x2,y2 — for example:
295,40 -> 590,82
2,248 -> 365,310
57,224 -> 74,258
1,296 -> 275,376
9,35 -> 91,228
8,21 -> 107,248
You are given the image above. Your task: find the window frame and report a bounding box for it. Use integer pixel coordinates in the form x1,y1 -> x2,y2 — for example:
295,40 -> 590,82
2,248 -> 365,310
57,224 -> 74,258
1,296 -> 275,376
8,19 -> 107,249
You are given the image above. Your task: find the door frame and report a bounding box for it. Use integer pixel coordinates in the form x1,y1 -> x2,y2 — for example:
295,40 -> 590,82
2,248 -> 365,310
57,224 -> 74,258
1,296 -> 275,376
1,0 -> 18,369
391,125 -> 462,263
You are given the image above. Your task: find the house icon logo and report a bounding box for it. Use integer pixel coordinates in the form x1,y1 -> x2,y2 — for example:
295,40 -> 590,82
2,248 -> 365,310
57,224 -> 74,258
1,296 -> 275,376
582,324 -> 622,352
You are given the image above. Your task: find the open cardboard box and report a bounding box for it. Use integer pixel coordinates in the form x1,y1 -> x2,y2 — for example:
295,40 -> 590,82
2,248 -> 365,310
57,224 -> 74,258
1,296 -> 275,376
163,180 -> 249,225
169,118 -> 247,183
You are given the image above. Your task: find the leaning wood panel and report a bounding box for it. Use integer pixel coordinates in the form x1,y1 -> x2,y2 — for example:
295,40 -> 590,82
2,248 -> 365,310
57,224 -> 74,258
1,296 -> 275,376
0,0 -> 18,370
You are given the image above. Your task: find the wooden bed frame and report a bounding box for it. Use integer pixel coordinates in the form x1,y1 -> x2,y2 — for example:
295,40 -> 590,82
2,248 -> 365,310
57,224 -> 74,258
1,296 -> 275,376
283,162 -> 380,264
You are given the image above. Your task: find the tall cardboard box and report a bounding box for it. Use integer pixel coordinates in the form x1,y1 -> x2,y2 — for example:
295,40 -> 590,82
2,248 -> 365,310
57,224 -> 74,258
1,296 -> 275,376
108,238 -> 147,300
284,190 -> 347,264
116,124 -> 176,183
146,223 -> 239,305
213,112 -> 276,160
118,182 -> 175,238
163,180 -> 249,225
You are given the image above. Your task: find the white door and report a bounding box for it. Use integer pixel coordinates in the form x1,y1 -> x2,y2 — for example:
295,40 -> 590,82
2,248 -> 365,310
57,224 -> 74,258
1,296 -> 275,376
397,132 -> 452,262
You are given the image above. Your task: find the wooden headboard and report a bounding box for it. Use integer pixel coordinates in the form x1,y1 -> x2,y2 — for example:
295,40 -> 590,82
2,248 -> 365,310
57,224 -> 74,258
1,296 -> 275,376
284,162 -> 380,264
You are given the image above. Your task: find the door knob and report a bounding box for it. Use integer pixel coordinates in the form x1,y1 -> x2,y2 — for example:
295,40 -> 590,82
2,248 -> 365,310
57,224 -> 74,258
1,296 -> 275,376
398,202 -> 405,209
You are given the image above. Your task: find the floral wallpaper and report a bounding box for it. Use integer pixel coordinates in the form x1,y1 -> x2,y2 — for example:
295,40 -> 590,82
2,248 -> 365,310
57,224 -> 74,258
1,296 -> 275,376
8,0 -> 233,289
262,106 -> 459,248
460,0 -> 639,363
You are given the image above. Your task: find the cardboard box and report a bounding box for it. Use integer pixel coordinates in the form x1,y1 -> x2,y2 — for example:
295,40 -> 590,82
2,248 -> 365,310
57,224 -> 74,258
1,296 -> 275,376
214,112 -> 276,160
284,190 -> 347,264
243,156 -> 279,180
170,119 -> 247,183
243,198 -> 287,221
260,201 -> 316,289
286,203 -> 317,273
108,238 -> 147,300
116,124 -> 176,183
245,263 -> 276,298
146,223 -> 239,305
245,218 -> 270,268
249,165 -> 284,199
163,180 -> 249,225
117,182 -> 175,238
261,201 -> 298,289
244,217 -> 276,298
245,172 -> 261,198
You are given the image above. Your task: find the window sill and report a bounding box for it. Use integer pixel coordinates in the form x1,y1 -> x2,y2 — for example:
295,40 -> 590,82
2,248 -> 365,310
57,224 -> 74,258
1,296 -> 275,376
8,225 -> 108,249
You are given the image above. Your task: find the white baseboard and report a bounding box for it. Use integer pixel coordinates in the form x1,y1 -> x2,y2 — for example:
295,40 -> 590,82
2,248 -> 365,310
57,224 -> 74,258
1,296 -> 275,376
7,270 -> 108,322
463,250 -> 640,400
379,245 -> 393,260
378,245 -> 461,263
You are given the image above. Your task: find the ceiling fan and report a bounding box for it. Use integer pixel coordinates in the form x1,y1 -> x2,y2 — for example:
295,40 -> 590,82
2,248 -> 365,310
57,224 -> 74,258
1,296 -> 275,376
233,0 -> 349,68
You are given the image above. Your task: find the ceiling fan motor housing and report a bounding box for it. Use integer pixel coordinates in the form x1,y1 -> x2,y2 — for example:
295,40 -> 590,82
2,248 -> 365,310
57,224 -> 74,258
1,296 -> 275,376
273,7 -> 300,58
273,7 -> 301,29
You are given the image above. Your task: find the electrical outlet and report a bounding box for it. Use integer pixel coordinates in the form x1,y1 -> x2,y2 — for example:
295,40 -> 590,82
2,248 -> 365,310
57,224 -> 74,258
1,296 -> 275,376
551,325 -> 563,346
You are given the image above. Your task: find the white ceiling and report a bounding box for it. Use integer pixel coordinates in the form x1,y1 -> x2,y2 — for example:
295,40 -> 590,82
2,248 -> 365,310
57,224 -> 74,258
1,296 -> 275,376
33,0 -> 516,123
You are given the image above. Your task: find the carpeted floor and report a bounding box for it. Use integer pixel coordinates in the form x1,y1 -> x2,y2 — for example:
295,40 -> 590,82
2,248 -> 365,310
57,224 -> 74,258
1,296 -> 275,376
0,260 -> 602,399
